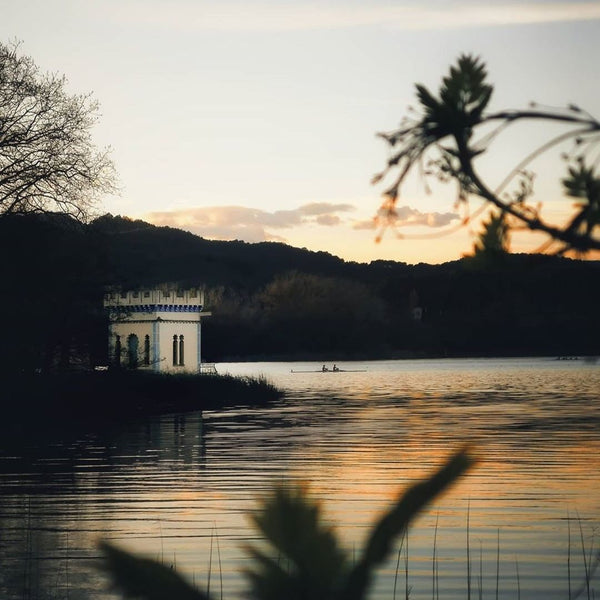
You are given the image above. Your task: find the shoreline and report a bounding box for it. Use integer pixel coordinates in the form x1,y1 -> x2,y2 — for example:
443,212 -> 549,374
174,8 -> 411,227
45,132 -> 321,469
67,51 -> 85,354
212,351 -> 599,363
3,370 -> 284,427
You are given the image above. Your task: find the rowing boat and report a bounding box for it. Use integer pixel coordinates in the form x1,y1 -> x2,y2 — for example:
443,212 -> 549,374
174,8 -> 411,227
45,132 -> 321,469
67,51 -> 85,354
290,369 -> 367,373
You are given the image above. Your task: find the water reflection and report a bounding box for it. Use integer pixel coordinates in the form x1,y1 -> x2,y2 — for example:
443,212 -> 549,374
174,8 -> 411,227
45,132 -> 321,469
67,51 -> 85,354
0,358 -> 599,600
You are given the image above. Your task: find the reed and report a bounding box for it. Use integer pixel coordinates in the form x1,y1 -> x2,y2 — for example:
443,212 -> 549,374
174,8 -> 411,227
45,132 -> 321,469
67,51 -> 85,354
570,514 -> 600,600
495,529 -> 499,600
403,509 -> 597,600
216,526 -> 223,600
466,501 -> 471,600
568,513 -> 572,600
392,531 -> 404,600
477,541 -> 483,600
202,523 -> 224,600
4,370 -> 283,430
404,533 -> 410,600
578,516 -> 590,600
159,519 -> 164,565
207,526 -> 213,597
432,515 -> 439,600
100,447 -> 474,600
65,531 -> 69,600
23,497 -> 32,600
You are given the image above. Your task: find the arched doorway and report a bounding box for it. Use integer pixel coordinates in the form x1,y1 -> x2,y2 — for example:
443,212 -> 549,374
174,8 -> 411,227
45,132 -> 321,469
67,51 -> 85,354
127,334 -> 139,369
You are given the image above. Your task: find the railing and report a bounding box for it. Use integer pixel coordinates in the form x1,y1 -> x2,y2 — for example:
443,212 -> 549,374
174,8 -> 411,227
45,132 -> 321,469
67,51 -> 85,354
199,363 -> 217,375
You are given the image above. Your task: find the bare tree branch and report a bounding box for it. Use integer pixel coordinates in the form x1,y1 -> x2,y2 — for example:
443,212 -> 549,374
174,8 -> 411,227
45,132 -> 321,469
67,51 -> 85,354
0,40 -> 117,221
375,54 -> 600,255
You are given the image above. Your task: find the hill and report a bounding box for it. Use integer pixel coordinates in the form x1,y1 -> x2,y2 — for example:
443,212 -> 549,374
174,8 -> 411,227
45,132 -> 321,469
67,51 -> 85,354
92,215 -> 600,361
1,212 -> 598,369
91,214 -> 361,290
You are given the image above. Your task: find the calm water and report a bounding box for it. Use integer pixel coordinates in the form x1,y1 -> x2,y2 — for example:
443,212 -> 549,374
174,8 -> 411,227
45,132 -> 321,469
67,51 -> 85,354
1,357 -> 599,599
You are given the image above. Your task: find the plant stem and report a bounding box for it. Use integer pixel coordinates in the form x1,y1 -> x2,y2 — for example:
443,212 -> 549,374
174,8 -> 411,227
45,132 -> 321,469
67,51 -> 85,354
393,531 -> 404,600
495,528 -> 500,600
467,501 -> 471,600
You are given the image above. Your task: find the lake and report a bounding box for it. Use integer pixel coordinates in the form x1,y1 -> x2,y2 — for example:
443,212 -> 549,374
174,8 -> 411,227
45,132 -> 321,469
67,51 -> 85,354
1,357 -> 599,599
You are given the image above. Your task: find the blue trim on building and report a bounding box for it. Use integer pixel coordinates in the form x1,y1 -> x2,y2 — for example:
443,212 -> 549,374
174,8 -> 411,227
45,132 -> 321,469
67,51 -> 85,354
114,304 -> 203,313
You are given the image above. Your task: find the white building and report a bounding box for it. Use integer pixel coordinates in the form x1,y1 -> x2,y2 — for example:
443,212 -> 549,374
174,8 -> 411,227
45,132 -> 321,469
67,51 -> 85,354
104,288 -> 212,373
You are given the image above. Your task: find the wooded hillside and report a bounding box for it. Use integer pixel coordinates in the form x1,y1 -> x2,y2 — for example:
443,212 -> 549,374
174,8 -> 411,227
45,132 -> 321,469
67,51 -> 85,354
2,213 -> 598,370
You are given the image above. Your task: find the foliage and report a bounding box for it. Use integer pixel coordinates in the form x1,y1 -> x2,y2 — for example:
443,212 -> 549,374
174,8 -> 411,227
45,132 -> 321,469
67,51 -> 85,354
244,485 -> 348,600
92,215 -> 600,360
3,371 -> 283,427
258,272 -> 382,319
100,541 -> 209,600
374,54 -> 600,255
471,209 -> 510,261
254,272 -> 388,355
100,447 -> 474,600
200,272 -> 391,360
0,213 -> 109,373
0,40 -> 116,220
3,214 -> 599,368
91,214 -> 348,290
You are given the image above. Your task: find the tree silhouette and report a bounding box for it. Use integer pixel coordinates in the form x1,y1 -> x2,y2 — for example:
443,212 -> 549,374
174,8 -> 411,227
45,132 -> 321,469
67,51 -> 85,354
0,40 -> 116,220
472,210 -> 510,261
373,54 -> 600,255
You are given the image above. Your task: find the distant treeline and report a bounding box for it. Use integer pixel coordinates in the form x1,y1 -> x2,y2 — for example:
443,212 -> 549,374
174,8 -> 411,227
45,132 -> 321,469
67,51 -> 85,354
1,213 -> 599,372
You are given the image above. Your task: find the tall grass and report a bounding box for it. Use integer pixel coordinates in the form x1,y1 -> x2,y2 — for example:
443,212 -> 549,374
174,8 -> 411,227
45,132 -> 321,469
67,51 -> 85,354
417,511 -> 598,600
495,529 -> 500,600
97,447 -> 598,600
433,516 -> 439,600
4,370 -> 283,430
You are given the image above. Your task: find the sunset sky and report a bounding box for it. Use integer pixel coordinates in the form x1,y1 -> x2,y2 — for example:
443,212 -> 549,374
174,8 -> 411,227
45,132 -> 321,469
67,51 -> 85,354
3,1 -> 599,264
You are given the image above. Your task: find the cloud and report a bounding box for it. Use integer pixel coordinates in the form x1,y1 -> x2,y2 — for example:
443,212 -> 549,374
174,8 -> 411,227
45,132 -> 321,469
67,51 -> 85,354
316,214 -> 341,226
353,219 -> 377,231
353,205 -> 459,230
145,202 -> 355,243
298,202 -> 354,216
105,2 -> 600,32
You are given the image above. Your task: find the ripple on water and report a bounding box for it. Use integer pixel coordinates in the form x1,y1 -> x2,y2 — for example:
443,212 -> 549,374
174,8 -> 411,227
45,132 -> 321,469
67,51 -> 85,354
0,358 -> 599,600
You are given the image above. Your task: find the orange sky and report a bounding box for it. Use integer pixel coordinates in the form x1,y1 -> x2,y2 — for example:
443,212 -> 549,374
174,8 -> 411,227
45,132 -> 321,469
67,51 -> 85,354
5,1 -> 600,264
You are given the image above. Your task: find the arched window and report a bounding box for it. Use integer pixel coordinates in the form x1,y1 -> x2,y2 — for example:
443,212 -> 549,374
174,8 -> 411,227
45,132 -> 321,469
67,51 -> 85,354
114,335 -> 121,368
179,335 -> 184,366
172,334 -> 178,366
144,334 -> 150,365
127,334 -> 139,369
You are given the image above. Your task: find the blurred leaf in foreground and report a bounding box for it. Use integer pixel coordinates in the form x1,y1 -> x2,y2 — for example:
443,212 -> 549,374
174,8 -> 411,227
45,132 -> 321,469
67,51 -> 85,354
99,540 -> 209,600
100,446 -> 475,600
